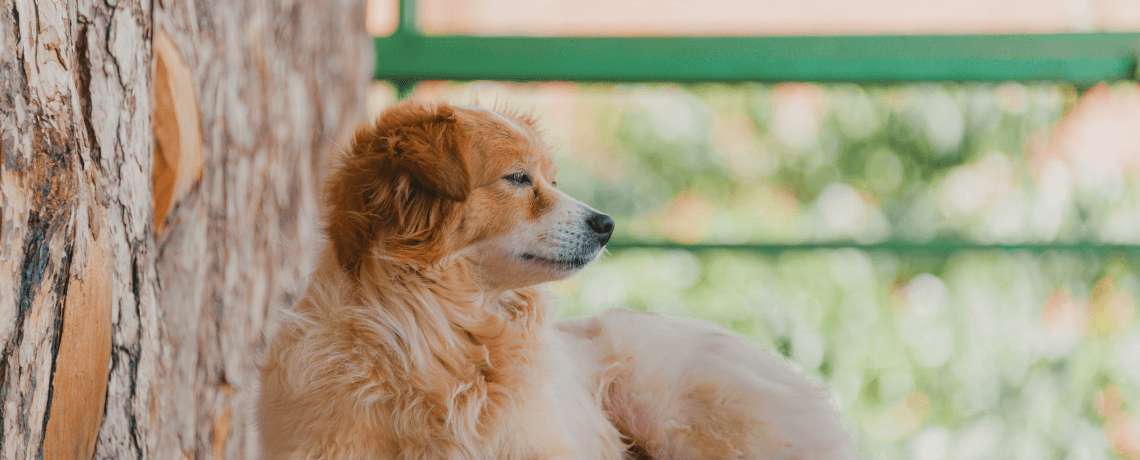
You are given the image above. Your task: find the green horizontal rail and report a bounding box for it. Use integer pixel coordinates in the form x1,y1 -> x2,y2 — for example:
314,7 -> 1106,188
606,241 -> 1140,254
374,33 -> 1140,85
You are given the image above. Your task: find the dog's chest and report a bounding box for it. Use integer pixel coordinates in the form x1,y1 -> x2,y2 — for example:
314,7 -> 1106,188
454,328 -> 624,460
509,329 -> 627,460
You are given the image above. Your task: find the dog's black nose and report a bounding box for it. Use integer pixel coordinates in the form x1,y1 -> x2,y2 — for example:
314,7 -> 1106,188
586,212 -> 615,245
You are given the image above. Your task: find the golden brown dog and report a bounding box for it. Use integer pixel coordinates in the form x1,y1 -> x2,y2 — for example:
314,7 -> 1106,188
258,100 -> 857,459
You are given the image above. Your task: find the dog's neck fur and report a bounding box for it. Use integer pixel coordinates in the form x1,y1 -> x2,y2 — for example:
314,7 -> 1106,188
354,253 -> 549,340
340,253 -> 552,442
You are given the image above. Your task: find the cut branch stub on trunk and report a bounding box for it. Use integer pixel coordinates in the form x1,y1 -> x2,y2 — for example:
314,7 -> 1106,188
152,29 -> 203,237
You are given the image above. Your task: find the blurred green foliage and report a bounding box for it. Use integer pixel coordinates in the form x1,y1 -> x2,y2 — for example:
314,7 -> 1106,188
380,80 -> 1140,459
553,248 -> 1140,460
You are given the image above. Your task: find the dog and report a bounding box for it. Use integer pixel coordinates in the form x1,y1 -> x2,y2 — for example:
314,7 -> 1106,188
257,100 -> 858,459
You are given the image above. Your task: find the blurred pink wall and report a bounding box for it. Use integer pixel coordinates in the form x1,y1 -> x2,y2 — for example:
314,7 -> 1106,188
369,0 -> 1140,36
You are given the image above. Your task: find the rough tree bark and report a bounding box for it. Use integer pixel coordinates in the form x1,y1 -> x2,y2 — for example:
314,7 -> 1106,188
0,0 -> 370,457
1,0 -> 156,458
150,0 -> 369,457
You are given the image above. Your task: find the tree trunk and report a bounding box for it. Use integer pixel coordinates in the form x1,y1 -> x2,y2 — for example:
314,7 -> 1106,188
0,0 -> 370,457
149,0 -> 369,457
1,0 -> 156,458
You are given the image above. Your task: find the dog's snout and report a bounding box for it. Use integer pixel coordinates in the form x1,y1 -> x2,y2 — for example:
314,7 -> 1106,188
586,212 -> 615,245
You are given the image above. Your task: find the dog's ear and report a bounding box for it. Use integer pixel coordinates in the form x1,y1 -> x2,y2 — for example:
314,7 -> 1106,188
325,101 -> 471,273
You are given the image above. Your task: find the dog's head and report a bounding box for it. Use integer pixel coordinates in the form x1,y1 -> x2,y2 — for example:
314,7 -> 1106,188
325,100 -> 613,290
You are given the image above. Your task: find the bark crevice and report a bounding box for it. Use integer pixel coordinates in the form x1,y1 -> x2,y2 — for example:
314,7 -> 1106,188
37,239 -> 74,459
75,19 -> 101,169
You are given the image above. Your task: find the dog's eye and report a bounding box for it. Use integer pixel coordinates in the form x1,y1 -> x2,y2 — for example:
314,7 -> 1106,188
504,172 -> 532,186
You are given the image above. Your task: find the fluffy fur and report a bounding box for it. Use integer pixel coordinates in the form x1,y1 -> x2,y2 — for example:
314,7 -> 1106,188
258,100 -> 858,459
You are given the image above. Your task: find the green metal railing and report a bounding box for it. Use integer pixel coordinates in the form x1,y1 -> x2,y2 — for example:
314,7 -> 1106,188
604,241 -> 1140,254
374,1 -> 1140,90
375,34 -> 1140,88
373,0 -> 1140,254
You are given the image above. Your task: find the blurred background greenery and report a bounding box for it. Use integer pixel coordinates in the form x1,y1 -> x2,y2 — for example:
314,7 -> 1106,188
369,80 -> 1140,460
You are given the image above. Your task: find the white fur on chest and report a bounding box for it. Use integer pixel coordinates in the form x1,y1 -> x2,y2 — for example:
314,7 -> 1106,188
495,327 -> 627,460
